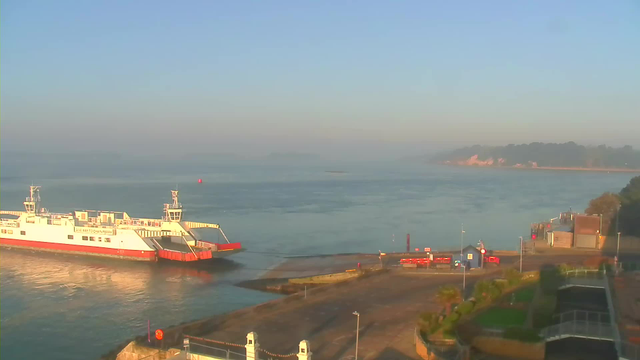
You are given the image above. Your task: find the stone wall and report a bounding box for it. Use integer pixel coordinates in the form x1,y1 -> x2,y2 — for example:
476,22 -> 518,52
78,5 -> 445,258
414,328 -> 457,360
600,235 -> 640,253
288,271 -> 359,284
115,341 -> 180,360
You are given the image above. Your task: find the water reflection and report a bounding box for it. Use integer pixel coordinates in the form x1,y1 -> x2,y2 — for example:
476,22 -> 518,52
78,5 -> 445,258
0,249 -> 243,291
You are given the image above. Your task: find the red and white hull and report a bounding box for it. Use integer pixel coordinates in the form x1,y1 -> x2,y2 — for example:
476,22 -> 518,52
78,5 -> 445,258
0,237 -> 157,261
0,186 -> 244,263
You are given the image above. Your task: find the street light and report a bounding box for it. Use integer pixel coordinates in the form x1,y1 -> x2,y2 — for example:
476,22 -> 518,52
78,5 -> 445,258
617,232 -> 621,261
460,223 -> 465,258
462,260 -> 466,294
461,223 -> 466,292
352,311 -> 360,360
519,236 -> 523,273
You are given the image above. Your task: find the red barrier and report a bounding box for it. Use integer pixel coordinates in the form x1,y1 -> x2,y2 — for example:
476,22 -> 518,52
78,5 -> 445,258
216,242 -> 242,251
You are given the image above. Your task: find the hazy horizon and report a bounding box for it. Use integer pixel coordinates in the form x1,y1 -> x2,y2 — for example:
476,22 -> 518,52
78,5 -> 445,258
2,1 -> 640,160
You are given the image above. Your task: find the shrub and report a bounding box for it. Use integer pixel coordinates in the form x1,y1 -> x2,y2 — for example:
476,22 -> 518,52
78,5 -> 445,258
418,311 -> 440,334
456,301 -> 475,316
557,263 -> 573,274
539,266 -> 563,295
503,268 -> 522,286
447,312 -> 460,323
473,280 -> 502,303
502,327 -> 542,342
439,311 -> 462,333
493,279 -> 508,292
531,294 -> 557,329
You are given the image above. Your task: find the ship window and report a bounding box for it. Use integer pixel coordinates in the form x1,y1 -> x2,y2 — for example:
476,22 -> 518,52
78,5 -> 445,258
81,213 -> 86,220
68,235 -> 74,240
98,237 -> 102,242
20,231 -> 26,235
1,229 -> 5,234
82,236 -> 88,241
89,236 -> 95,241
8,230 -> 13,234
105,237 -> 111,243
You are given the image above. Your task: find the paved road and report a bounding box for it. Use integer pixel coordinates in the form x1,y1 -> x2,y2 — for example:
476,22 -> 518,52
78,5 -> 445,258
201,253 -> 603,360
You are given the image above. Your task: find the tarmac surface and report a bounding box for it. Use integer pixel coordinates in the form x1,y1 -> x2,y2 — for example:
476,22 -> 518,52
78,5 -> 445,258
202,251 -> 602,360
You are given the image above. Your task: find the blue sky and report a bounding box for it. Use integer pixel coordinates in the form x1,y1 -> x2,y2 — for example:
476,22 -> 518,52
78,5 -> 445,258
2,1 -> 639,159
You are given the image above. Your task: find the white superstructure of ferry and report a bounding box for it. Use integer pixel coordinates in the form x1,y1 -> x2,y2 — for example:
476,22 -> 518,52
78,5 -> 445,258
0,186 -> 243,262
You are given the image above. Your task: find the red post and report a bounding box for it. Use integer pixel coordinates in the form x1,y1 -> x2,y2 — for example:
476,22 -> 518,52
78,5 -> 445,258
406,234 -> 410,252
148,320 -> 151,343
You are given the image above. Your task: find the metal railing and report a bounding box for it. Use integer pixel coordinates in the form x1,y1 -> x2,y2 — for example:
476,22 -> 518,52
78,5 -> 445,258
552,310 -> 610,324
543,320 -> 615,341
563,268 -> 603,278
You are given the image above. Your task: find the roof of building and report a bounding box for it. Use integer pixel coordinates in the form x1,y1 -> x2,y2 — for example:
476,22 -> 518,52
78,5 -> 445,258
461,245 -> 481,253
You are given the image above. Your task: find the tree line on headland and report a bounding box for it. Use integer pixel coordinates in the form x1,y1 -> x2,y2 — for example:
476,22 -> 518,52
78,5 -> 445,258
585,176 -> 640,237
432,142 -> 640,169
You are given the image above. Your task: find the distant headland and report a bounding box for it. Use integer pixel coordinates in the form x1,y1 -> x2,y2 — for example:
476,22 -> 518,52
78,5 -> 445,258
431,142 -> 640,172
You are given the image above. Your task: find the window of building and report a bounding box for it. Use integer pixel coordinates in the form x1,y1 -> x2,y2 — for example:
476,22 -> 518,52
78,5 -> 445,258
82,236 -> 88,241
20,231 -> 26,235
68,235 -> 74,240
89,236 -> 95,241
105,237 -> 111,243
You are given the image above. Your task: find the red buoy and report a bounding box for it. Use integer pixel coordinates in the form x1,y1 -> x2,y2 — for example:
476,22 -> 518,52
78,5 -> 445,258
198,179 -> 203,184
155,329 -> 164,340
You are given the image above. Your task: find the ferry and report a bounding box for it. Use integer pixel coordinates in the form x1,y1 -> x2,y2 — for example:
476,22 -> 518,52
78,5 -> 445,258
0,186 -> 244,262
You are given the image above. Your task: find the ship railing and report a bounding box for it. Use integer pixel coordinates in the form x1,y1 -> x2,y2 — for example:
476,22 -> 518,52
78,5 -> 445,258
135,230 -> 186,238
0,210 -> 26,217
115,219 -> 163,227
182,221 -> 220,230
182,222 -> 231,244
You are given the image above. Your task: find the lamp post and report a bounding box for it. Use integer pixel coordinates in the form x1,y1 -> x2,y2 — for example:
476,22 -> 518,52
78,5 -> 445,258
460,224 -> 465,258
519,236 -> 523,273
353,311 -> 360,360
462,260 -> 466,293
616,205 -> 620,234
617,232 -> 621,261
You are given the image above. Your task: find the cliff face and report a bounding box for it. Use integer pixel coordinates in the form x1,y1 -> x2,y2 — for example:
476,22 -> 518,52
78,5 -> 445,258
444,155 -> 506,166
433,142 -> 640,169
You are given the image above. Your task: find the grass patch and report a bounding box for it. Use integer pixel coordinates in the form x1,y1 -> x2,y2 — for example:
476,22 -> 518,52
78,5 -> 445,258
475,308 -> 527,328
513,286 -> 536,303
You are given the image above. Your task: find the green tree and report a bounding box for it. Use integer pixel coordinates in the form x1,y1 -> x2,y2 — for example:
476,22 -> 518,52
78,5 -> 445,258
619,176 -> 640,237
585,192 -> 621,235
435,285 -> 462,315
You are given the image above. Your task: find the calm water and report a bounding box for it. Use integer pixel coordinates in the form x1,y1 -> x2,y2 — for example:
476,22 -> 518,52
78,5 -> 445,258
0,161 -> 634,360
